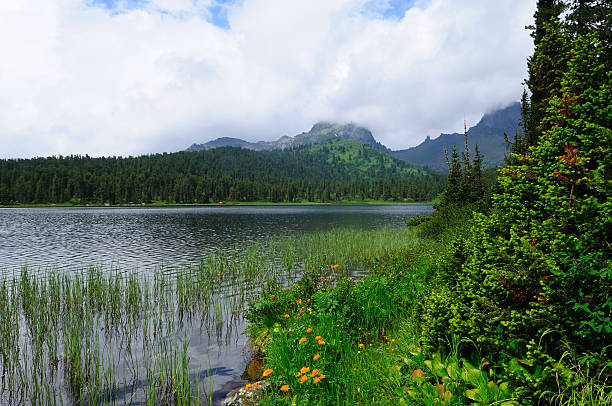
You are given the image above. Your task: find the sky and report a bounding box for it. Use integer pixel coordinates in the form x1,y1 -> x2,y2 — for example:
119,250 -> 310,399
0,0 -> 536,159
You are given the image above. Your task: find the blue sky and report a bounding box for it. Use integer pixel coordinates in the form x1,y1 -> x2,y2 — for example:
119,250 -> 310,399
89,0 -> 426,30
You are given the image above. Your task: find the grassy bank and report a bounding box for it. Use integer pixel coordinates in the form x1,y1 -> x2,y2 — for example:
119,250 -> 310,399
243,209 -> 612,405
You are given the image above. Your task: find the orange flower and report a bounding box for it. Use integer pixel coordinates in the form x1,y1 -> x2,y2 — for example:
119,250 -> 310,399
311,369 -> 319,377
315,336 -> 321,340
300,306 -> 305,310
299,337 -> 307,344
262,368 -> 273,377
296,299 -> 302,304
296,371 -> 302,377
280,384 -> 289,391
313,354 -> 320,361
245,384 -> 252,390
300,375 -> 308,384
300,366 -> 310,374
284,314 -> 289,318
358,343 -> 364,349
307,298 -> 311,303
331,264 -> 339,269
313,377 -> 321,383
319,374 -> 326,379
318,340 -> 326,345
252,382 -> 259,388
306,327 -> 313,333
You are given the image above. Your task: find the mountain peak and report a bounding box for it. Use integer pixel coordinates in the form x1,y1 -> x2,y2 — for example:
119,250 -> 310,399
187,122 -> 387,152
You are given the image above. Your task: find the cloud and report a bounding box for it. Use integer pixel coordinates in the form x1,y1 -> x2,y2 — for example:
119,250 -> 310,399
0,0 -> 535,158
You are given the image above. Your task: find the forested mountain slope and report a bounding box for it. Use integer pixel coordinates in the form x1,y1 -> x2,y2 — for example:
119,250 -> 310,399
0,139 -> 444,205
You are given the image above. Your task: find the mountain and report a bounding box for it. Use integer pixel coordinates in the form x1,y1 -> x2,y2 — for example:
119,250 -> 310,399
186,122 -> 389,152
391,102 -> 521,171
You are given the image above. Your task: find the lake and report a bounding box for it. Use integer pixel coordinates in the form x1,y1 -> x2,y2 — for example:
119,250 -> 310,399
0,204 -> 432,404
0,204 -> 432,273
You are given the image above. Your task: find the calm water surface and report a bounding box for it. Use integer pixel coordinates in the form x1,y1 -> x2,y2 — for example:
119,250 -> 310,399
0,204 -> 431,404
0,204 -> 432,273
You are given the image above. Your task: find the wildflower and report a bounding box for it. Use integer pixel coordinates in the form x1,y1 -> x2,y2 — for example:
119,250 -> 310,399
315,336 -> 321,340
311,369 -> 319,377
252,382 -> 259,388
331,264 -> 339,269
296,299 -> 302,304
284,314 -> 289,318
300,306 -> 305,310
263,368 -> 273,377
313,354 -> 320,361
358,351 -> 361,354
358,343 -> 364,349
296,371 -> 302,377
306,327 -> 312,333
300,366 -> 310,374
318,339 -> 325,345
307,298 -> 311,303
299,337 -> 307,344
300,375 -> 308,384
245,384 -> 252,390
313,377 -> 321,383
319,374 -> 326,379
280,384 -> 289,391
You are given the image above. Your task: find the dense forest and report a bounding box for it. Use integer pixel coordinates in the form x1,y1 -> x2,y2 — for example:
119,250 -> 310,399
0,139 -> 446,204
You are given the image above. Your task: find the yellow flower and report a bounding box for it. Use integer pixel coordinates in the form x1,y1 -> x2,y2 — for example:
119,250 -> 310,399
313,354 -> 320,361
315,336 -> 321,340
262,368 -> 273,377
299,337 -> 307,344
245,384 -> 252,390
280,384 -> 289,391
311,369 -> 319,377
306,327 -> 313,333
300,366 -> 310,374
300,375 -> 308,384
313,377 -> 321,383
318,339 -> 326,345
358,343 -> 364,349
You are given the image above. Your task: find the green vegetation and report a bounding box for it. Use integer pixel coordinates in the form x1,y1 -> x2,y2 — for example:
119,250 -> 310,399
0,139 -> 445,205
0,227 -> 423,404
242,2 -> 611,404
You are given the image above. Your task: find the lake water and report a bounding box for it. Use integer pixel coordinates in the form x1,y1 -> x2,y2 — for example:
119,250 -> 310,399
0,204 -> 432,404
0,204 -> 432,273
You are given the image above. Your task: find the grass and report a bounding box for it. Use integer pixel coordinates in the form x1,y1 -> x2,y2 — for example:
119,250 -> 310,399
0,226 -> 421,404
243,212 -> 612,405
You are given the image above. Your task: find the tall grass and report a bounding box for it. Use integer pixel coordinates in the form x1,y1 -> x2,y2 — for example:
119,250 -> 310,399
0,226 -> 418,404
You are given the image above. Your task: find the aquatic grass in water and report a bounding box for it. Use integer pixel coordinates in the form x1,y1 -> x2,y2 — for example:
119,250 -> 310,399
0,227 -> 419,404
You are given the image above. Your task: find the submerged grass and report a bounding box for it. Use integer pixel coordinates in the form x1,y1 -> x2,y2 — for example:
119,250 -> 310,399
0,226 -> 419,405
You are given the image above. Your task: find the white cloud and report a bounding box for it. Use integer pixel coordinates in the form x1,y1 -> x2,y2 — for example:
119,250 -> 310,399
0,0 -> 535,158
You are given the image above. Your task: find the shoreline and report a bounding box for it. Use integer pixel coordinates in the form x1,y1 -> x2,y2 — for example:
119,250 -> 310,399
0,200 -> 433,208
